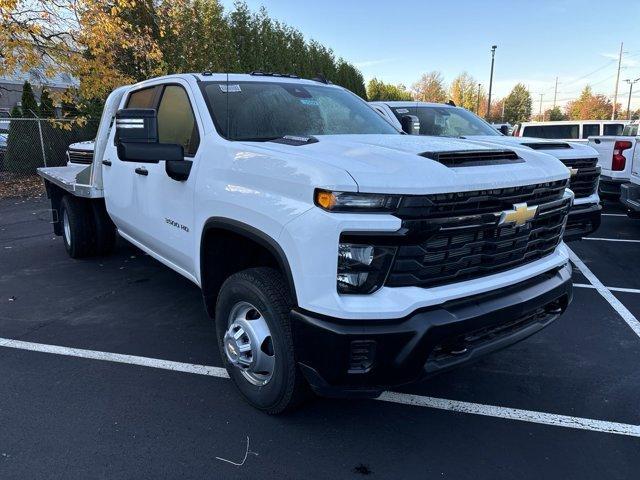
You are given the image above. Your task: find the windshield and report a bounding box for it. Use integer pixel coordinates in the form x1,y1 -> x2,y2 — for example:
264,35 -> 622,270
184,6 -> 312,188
389,105 -> 500,137
203,81 -> 399,141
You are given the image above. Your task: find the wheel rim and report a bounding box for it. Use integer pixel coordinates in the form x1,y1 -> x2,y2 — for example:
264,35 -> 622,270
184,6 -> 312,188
62,209 -> 71,246
224,301 -> 275,386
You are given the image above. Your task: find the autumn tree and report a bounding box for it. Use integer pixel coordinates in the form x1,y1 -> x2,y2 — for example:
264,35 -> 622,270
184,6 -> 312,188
565,86 -> 619,120
449,73 -> 486,115
412,71 -> 447,103
487,98 -> 504,122
366,78 -> 412,101
1,0 -> 368,113
503,83 -> 532,124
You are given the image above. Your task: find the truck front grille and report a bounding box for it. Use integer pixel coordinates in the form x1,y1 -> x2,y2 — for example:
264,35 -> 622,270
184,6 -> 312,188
564,158 -> 599,198
385,181 -> 570,289
68,149 -> 93,165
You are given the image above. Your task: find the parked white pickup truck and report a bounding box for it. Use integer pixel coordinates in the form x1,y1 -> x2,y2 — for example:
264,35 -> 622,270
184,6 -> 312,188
588,121 -> 639,198
39,73 -> 573,413
371,101 -> 601,240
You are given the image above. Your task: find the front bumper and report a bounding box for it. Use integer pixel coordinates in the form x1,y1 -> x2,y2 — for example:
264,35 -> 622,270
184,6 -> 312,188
620,182 -> 640,212
599,175 -> 627,197
564,202 -> 601,241
291,263 -> 572,398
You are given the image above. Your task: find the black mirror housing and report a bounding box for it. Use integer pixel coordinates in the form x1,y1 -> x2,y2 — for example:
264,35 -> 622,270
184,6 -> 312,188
117,142 -> 184,164
115,109 -> 158,144
401,115 -> 420,135
499,125 -> 510,135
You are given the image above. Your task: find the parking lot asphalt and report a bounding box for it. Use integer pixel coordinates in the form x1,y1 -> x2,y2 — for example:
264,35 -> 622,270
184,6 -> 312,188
1,197 -> 640,479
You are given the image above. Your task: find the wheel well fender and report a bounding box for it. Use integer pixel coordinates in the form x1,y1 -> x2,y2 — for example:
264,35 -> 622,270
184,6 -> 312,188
199,218 -> 298,317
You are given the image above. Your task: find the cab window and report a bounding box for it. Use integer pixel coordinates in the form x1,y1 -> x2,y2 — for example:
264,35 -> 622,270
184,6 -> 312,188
126,87 -> 158,108
157,85 -> 200,156
582,124 -> 600,138
604,123 -> 624,136
522,124 -> 579,139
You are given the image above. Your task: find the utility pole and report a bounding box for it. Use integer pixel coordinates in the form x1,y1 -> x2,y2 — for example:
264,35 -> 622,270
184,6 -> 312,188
625,77 -> 640,119
487,45 -> 497,119
476,83 -> 481,114
553,76 -> 558,109
538,93 -> 544,121
501,101 -> 505,123
612,41 -> 623,120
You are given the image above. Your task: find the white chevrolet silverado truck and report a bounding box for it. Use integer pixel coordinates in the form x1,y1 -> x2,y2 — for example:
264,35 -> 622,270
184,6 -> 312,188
371,101 -> 601,240
38,73 -> 573,413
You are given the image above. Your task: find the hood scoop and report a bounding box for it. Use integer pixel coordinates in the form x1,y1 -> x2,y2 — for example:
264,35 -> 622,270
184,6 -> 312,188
522,142 -> 571,150
269,135 -> 319,146
419,149 -> 523,167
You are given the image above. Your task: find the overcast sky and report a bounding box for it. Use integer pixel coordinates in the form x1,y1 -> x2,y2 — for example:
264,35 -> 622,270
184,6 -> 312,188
221,0 -> 640,110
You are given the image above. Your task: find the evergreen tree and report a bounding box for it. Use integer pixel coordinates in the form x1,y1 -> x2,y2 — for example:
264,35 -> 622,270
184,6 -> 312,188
39,89 -> 55,118
503,83 -> 532,124
10,105 -> 22,117
21,81 -> 39,117
367,78 -> 412,101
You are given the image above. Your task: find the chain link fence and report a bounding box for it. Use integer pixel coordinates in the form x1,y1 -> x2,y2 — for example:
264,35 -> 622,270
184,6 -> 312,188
0,118 -> 98,192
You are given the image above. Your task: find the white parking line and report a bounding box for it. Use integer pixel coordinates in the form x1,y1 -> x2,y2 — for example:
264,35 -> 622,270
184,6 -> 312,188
574,283 -> 640,294
0,336 -> 638,438
377,392 -> 640,437
583,237 -> 640,243
0,337 -> 229,378
568,248 -> 640,339
602,214 -> 627,217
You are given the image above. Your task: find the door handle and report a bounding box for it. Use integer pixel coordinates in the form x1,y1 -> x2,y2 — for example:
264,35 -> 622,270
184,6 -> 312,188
135,167 -> 148,176
102,160 -> 112,166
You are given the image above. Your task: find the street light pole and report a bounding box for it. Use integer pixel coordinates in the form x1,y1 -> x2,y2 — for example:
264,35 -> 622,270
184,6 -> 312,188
476,83 -> 481,114
539,93 -> 544,121
625,78 -> 640,120
486,45 -> 497,119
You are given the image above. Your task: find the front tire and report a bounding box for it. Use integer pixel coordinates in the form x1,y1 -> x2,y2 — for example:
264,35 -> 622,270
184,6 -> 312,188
215,267 -> 310,414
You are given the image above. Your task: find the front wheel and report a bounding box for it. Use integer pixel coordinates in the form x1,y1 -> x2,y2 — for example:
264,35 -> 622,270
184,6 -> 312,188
215,267 -> 310,414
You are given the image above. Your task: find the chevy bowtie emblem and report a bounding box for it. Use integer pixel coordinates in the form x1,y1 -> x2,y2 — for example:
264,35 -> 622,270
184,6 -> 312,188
499,202 -> 538,227
567,167 -> 578,177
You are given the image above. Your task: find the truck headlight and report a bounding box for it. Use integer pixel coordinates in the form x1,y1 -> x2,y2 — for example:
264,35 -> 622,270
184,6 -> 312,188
337,243 -> 396,294
315,189 -> 401,212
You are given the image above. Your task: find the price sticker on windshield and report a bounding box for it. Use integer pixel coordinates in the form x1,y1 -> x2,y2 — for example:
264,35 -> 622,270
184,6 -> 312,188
219,84 -> 242,93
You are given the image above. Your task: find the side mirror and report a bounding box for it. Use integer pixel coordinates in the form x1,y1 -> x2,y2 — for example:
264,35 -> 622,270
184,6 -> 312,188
499,125 -> 510,135
115,108 -> 158,144
401,115 -> 420,135
115,108 -> 184,164
117,142 -> 184,163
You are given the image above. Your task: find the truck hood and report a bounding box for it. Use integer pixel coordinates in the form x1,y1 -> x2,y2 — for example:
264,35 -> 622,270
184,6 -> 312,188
465,135 -> 599,161
69,140 -> 95,152
246,134 -> 570,194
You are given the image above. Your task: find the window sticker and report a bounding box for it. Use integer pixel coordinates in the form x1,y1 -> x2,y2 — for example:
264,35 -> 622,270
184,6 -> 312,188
395,108 -> 409,114
219,84 -> 242,93
300,98 -> 319,106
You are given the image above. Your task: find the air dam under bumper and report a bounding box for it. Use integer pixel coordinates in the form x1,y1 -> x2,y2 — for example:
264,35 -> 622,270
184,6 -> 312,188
291,263 -> 572,398
564,202 -> 602,241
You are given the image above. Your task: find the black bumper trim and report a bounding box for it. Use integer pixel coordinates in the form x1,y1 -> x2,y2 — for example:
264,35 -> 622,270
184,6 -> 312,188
564,202 -> 602,241
599,176 -> 627,197
620,183 -> 640,213
291,263 -> 573,398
